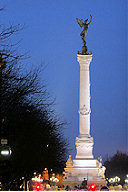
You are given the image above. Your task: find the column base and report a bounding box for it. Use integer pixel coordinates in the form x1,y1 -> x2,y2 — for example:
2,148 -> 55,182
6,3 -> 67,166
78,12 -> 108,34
63,156 -> 106,188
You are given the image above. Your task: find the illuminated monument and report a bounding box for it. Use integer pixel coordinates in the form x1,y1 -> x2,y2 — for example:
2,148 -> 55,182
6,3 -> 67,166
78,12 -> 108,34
63,15 -> 106,187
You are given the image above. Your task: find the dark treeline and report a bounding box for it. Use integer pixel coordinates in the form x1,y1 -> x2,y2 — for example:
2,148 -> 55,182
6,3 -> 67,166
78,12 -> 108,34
104,151 -> 128,185
0,13 -> 68,190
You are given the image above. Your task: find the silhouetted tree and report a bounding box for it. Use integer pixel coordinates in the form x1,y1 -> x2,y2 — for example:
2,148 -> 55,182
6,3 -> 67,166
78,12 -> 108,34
0,14 -> 68,190
104,151 -> 128,185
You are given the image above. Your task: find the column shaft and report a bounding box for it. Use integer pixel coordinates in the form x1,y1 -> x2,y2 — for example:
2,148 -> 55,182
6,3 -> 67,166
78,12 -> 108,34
75,54 -> 93,159
78,55 -> 92,138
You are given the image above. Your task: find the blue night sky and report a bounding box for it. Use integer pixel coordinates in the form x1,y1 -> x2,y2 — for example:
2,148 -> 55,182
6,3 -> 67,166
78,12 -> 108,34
1,0 -> 127,160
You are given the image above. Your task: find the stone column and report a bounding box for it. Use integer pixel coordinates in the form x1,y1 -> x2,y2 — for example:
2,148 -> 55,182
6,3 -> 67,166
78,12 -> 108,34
75,54 -> 94,159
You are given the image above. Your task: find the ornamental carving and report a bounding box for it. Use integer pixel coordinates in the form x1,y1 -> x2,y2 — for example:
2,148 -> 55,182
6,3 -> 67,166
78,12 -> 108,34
76,142 -> 93,149
79,105 -> 90,115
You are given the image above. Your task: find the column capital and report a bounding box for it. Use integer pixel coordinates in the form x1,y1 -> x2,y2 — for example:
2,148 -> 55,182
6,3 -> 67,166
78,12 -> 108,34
77,54 -> 92,65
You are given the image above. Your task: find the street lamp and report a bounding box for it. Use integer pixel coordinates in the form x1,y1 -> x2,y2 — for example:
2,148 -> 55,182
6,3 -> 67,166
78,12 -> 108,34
114,176 -> 120,183
108,176 -> 120,186
0,146 -> 12,157
50,173 -> 59,183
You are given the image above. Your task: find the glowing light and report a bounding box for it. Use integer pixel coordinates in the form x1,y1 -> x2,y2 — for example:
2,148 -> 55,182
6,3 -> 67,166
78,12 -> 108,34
108,178 -> 114,183
125,178 -> 128,183
114,176 -> 120,182
0,146 -> 12,156
108,176 -> 120,183
90,184 -> 96,191
36,184 -> 41,191
32,176 -> 43,182
50,175 -> 59,183
53,178 -> 59,182
20,185 -> 23,189
1,150 -> 9,155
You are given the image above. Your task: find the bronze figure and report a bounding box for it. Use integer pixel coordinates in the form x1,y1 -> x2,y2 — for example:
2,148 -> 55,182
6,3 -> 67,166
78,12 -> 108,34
76,15 -> 92,55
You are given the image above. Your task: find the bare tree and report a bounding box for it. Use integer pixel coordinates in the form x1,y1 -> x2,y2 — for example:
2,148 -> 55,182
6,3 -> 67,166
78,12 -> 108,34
0,15 -> 68,190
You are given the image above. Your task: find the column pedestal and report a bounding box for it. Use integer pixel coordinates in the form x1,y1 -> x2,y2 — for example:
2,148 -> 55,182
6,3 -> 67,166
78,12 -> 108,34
75,136 -> 93,159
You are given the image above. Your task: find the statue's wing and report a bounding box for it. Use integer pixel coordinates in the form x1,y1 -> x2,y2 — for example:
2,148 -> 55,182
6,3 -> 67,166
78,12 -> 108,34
76,18 -> 83,27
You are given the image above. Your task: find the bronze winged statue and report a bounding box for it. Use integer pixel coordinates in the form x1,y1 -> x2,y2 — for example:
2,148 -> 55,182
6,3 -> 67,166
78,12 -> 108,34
76,15 -> 92,55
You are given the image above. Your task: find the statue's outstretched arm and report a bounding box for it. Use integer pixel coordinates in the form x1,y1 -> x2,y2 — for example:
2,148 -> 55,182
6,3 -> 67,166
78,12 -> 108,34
88,14 -> 92,25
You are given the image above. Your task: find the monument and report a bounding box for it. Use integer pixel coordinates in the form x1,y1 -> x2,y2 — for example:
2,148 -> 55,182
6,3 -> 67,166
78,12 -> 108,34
63,15 -> 106,188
